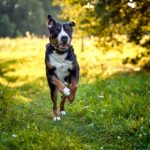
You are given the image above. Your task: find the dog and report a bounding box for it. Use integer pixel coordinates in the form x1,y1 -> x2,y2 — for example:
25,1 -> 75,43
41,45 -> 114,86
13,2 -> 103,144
45,15 -> 79,121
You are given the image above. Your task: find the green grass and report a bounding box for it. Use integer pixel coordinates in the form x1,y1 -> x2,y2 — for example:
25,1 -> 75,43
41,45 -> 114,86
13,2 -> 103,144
0,38 -> 150,149
1,72 -> 150,149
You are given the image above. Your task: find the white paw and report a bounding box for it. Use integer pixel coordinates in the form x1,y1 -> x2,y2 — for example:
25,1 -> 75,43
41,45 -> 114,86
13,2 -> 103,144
64,82 -> 68,86
53,116 -> 61,121
60,111 -> 66,116
63,87 -> 70,96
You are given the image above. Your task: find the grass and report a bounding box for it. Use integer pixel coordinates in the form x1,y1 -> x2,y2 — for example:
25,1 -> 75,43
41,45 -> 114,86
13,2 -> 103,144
0,37 -> 150,149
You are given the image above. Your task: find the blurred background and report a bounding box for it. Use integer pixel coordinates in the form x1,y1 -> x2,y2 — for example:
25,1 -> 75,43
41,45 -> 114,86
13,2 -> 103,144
0,0 -> 149,74
0,0 -> 149,43
0,0 -> 149,41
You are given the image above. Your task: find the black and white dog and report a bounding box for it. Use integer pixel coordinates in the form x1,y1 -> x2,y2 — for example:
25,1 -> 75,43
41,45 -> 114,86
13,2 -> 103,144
45,15 -> 79,121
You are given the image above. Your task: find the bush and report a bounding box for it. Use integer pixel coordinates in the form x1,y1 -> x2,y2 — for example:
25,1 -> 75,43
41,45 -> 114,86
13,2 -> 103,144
0,15 -> 15,37
139,57 -> 150,71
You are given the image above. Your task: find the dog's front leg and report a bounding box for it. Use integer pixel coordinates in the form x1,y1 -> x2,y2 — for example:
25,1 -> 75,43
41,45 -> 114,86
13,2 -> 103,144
60,95 -> 67,116
52,76 -> 70,96
68,79 -> 78,103
50,87 -> 60,121
51,76 -> 70,117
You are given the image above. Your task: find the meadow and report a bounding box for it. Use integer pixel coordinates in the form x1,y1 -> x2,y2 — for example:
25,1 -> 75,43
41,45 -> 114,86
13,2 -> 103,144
0,37 -> 150,149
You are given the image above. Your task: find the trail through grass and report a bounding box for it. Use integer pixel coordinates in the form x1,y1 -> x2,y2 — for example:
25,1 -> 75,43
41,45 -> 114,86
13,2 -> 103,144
0,37 -> 150,149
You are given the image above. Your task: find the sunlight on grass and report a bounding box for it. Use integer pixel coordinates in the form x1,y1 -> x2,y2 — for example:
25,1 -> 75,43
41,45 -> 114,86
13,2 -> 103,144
0,37 -> 47,87
15,94 -> 32,103
0,36 -> 146,85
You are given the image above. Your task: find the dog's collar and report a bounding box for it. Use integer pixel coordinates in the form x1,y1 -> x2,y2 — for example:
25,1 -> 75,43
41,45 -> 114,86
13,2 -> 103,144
55,48 -> 68,54
52,45 -> 69,55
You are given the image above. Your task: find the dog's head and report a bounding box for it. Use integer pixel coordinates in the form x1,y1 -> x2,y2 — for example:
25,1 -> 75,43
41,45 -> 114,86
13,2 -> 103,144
47,15 -> 75,51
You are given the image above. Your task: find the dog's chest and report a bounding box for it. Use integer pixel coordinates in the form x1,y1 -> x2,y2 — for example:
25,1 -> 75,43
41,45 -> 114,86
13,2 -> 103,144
49,52 -> 73,82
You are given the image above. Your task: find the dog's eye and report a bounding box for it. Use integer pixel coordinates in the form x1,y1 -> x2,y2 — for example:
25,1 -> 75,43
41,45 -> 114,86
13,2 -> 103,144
56,26 -> 61,32
65,25 -> 71,31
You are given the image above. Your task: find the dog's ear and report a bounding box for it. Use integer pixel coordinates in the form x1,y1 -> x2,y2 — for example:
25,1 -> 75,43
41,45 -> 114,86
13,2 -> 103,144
47,15 -> 56,29
69,21 -> 75,27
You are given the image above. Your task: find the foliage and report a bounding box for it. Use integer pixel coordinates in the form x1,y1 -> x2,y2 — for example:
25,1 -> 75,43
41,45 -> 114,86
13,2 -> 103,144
0,14 -> 15,37
53,0 -> 149,68
123,48 -> 150,71
53,0 -> 149,46
0,0 -> 59,37
0,37 -> 150,149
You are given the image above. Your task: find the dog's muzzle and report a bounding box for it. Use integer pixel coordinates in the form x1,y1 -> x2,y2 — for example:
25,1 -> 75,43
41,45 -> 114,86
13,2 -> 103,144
59,36 -> 70,50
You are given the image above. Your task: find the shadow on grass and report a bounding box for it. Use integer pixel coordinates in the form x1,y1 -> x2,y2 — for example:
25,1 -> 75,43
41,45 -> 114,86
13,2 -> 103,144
0,59 -> 26,83
0,59 -> 18,76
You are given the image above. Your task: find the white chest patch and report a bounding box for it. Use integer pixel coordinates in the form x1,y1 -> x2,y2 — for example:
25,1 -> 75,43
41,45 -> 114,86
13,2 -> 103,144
49,51 -> 73,82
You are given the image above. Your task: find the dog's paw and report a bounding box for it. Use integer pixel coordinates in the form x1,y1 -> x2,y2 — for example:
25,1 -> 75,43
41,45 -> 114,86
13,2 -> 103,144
53,116 -> 61,121
63,87 -> 70,96
60,111 -> 66,116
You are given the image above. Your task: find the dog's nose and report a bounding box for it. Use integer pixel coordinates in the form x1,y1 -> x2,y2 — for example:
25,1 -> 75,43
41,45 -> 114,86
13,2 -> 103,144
61,36 -> 68,43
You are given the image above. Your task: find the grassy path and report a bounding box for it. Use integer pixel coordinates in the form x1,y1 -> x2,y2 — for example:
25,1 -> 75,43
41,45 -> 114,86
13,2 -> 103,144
0,38 -> 150,149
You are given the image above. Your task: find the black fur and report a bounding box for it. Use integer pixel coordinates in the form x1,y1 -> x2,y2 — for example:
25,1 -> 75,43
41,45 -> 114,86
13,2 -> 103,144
45,44 -> 79,86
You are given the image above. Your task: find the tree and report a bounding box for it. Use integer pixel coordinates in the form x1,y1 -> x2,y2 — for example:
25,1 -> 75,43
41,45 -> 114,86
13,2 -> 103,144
0,14 -> 15,37
0,0 -> 60,37
53,0 -> 149,46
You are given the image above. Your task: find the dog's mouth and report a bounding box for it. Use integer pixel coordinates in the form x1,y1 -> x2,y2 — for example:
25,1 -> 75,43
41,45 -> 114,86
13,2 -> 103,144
59,42 -> 69,50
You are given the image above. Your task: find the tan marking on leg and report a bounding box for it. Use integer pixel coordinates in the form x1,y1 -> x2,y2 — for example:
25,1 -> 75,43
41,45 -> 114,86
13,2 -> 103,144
52,89 -> 59,117
68,80 -> 78,103
60,96 -> 66,111
52,76 -> 66,93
